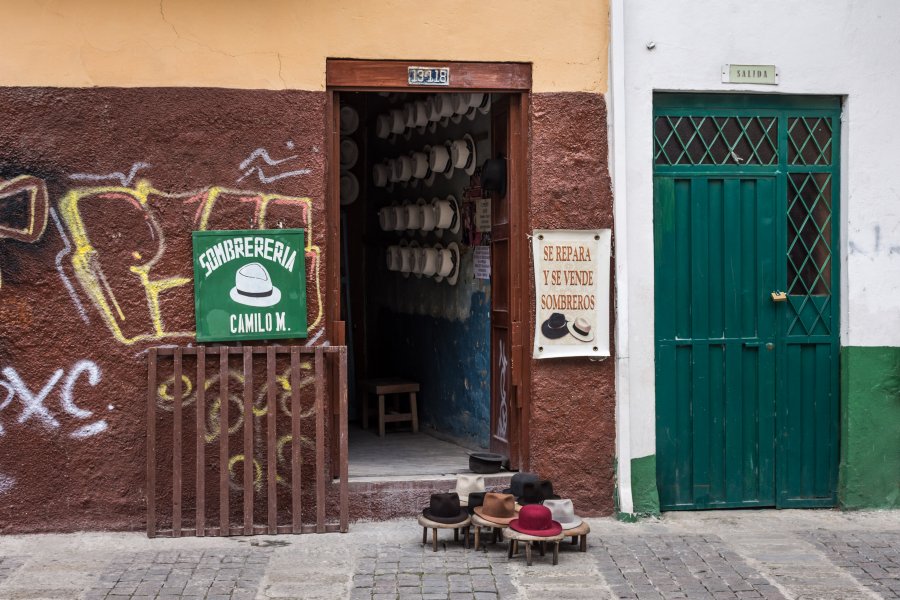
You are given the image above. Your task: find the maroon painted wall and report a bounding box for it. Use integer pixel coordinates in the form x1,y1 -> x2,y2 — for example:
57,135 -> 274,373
527,92 -> 616,516
0,88 -> 326,533
0,87 -> 615,532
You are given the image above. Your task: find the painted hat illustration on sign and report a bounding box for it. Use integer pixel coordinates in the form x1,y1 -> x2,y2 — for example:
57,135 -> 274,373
230,262 -> 282,307
568,316 -> 594,342
541,312 -> 569,339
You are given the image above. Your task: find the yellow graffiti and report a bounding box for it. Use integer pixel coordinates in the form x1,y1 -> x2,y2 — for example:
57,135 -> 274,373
227,454 -> 263,492
56,179 -> 322,345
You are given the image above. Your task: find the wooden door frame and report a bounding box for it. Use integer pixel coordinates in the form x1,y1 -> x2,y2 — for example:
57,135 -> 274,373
324,59 -> 533,470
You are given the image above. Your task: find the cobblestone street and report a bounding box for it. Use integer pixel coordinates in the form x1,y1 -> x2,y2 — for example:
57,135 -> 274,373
0,510 -> 895,599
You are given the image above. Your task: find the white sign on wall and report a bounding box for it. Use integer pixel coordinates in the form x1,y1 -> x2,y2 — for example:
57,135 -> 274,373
532,229 -> 612,359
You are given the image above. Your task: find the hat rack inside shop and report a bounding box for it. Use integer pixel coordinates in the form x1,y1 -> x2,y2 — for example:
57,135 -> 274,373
339,92 -> 494,288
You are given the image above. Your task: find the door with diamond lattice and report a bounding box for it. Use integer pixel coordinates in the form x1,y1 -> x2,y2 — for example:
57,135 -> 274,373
653,94 -> 841,510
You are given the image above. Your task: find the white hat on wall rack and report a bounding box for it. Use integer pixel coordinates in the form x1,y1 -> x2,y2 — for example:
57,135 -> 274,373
386,245 -> 401,271
380,206 -> 399,231
422,145 -> 436,186
429,143 -> 455,179
418,198 -> 436,233
399,240 -> 412,278
373,163 -> 390,188
375,114 -> 391,139
390,109 -> 406,135
433,242 -> 460,285
340,138 -> 358,169
450,134 -> 477,176
392,204 -> 409,231
419,246 -> 439,277
433,195 -> 461,234
404,202 -> 421,230
410,151 -> 429,179
339,172 -> 358,206
408,241 -> 422,277
339,106 -> 359,135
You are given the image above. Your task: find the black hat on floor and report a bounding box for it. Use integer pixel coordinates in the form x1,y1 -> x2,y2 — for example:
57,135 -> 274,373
519,479 -> 561,505
422,492 -> 469,524
465,491 -> 487,515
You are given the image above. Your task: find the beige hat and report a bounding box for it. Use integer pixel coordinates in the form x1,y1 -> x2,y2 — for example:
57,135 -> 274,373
450,134 -> 477,176
386,245 -> 401,271
419,246 -> 439,277
418,198 -> 436,232
453,474 -> 485,506
373,163 -> 390,188
404,202 -> 421,230
339,106 -> 359,135
340,138 -> 358,169
375,114 -> 391,140
339,172 -> 358,205
410,152 -> 429,179
433,195 -> 460,234
391,204 -> 408,230
434,242 -> 460,285
389,109 -> 405,134
429,143 -> 454,179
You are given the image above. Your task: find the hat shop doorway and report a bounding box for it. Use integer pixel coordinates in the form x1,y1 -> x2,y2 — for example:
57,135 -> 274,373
326,60 -> 531,484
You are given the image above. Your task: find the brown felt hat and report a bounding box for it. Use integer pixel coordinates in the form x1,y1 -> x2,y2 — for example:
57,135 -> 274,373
473,492 -> 516,525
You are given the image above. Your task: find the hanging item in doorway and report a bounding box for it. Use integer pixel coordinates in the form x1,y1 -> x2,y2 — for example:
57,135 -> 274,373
429,142 -> 455,179
532,230 -> 612,358
339,106 -> 359,135
339,171 -> 358,205
450,134 -> 477,176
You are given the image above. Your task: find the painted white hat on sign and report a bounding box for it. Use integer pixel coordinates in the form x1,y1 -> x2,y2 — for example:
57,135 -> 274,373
230,262 -> 282,307
567,316 -> 595,343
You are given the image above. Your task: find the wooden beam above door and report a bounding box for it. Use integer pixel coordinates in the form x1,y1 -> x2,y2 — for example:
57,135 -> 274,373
326,59 -> 532,91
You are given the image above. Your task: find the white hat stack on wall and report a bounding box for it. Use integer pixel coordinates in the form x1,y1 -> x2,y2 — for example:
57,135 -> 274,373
339,105 -> 360,206
373,92 -> 489,287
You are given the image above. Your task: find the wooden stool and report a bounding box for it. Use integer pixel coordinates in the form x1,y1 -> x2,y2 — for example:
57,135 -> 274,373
504,528 -> 565,566
470,513 -> 508,551
417,514 -> 471,552
563,521 -> 590,552
361,378 -> 419,437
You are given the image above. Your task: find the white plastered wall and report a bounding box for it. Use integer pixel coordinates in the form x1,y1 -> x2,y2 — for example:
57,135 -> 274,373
613,1 -> 900,507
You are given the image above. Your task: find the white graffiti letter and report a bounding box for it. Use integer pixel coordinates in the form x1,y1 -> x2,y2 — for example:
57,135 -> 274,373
3,367 -> 63,429
60,359 -> 101,418
0,379 -> 14,435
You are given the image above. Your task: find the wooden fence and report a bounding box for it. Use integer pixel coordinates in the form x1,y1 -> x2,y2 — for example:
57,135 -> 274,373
146,345 -> 348,537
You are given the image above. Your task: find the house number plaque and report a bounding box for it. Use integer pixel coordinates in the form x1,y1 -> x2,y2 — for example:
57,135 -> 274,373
408,66 -> 450,86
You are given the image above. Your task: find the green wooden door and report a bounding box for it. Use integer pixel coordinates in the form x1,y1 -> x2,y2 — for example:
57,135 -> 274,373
653,94 -> 841,510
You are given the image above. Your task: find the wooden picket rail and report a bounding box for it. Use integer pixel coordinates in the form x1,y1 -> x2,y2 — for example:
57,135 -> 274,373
146,345 -> 348,537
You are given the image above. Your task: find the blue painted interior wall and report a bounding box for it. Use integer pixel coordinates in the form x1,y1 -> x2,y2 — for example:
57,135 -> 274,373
376,265 -> 491,449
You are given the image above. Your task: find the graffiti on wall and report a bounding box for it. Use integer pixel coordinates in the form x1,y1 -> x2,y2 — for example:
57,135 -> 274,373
57,179 -> 322,345
0,176 -> 50,289
0,173 -> 323,345
0,359 -> 108,440
155,359 -> 316,490
495,338 -> 509,441
237,143 -> 312,184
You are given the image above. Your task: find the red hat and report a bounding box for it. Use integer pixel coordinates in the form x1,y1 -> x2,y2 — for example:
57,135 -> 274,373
508,504 -> 562,537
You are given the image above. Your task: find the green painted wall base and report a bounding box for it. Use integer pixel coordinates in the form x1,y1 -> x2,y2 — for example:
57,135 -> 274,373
840,346 -> 900,509
631,454 -> 661,515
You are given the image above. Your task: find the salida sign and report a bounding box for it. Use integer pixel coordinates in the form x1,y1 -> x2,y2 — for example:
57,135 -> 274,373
192,229 -> 307,342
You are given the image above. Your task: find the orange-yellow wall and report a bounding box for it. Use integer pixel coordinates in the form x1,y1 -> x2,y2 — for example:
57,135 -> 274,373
0,0 -> 608,93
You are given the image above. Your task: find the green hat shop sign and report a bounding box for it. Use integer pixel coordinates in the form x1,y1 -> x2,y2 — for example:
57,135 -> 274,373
192,229 -> 307,342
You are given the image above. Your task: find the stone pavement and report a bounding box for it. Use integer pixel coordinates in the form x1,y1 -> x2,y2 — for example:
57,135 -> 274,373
0,510 -> 896,599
